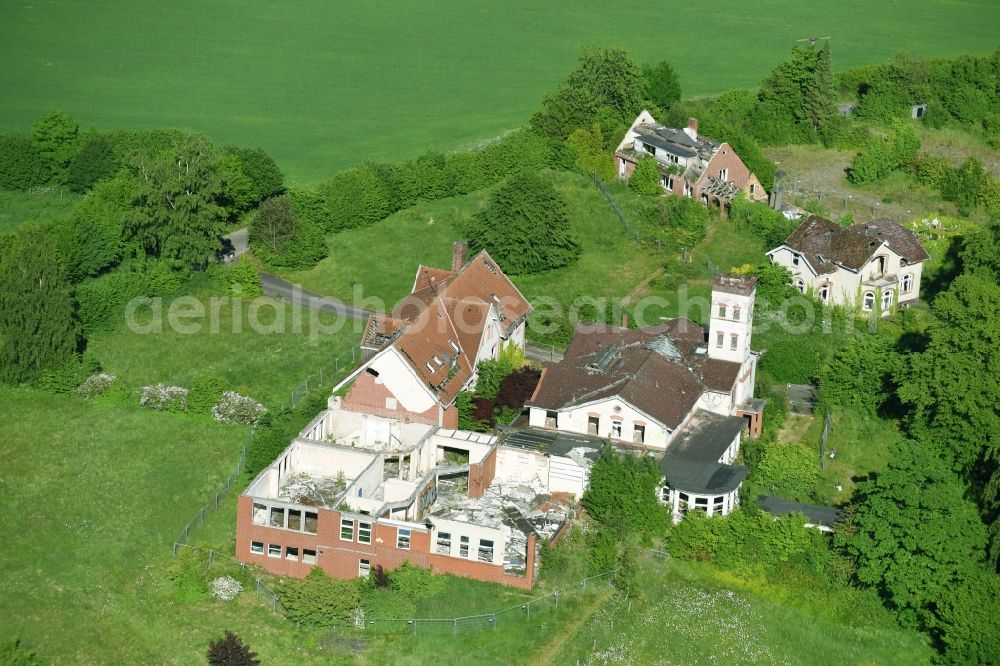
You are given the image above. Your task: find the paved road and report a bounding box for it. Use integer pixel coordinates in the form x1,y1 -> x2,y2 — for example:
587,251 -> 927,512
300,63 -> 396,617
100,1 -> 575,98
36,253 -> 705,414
525,344 -> 564,364
259,272 -> 373,321
220,227 -> 249,261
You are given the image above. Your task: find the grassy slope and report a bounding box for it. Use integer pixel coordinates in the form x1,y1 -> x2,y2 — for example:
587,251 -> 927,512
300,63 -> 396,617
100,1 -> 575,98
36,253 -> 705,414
553,558 -> 933,666
0,189 -> 80,234
2,0 -> 998,183
286,171 -> 666,311
85,292 -> 362,409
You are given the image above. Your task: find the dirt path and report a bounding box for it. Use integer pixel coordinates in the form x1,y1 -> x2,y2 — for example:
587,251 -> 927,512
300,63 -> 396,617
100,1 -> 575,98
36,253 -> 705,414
777,413 -> 815,443
529,588 -> 614,666
622,267 -> 665,305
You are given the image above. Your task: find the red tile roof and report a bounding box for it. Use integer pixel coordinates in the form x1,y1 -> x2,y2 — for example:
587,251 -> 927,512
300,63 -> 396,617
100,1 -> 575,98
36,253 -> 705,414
362,250 -> 532,408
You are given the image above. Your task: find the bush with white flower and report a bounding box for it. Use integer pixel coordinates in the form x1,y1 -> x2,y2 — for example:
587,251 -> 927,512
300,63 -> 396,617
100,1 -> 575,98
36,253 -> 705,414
212,391 -> 267,425
78,373 -> 117,400
139,384 -> 188,412
210,575 -> 243,601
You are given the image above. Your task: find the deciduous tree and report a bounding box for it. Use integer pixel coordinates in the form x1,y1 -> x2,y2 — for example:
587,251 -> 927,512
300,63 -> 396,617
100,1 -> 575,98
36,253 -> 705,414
836,441 -> 986,628
31,109 -> 79,180
463,172 -> 580,274
531,48 -> 645,139
642,60 -> 681,111
125,134 -> 226,265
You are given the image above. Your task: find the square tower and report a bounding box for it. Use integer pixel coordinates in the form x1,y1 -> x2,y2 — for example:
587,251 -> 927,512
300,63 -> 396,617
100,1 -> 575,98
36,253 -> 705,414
708,274 -> 757,364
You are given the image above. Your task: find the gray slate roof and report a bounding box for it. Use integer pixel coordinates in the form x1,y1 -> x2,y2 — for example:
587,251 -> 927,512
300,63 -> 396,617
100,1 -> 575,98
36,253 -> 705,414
661,456 -> 747,495
666,411 -> 745,464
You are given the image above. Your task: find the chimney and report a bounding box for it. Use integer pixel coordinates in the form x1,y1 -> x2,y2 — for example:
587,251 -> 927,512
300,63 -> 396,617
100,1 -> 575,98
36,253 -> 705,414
684,117 -> 699,139
451,241 -> 468,273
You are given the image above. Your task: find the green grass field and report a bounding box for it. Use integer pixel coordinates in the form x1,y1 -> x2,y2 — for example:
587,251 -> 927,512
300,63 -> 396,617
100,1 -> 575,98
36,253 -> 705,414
85,291 -> 363,409
286,170 -> 666,312
553,557 -> 933,666
0,188 -> 80,234
3,0 -> 998,184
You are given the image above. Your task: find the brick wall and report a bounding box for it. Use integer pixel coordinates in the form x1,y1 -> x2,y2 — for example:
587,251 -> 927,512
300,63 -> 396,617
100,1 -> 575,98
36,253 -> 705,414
236,496 -> 537,589
468,445 -> 498,498
696,143 -> 766,202
429,532 -> 537,590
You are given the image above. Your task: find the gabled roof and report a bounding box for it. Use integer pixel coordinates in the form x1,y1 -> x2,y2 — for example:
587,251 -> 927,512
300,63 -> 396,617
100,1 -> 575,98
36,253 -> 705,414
779,215 -> 930,275
358,249 -> 532,408
527,322 -> 742,430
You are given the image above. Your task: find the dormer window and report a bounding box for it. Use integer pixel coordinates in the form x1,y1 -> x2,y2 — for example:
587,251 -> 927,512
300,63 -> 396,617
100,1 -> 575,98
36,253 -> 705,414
792,254 -> 800,267
432,355 -> 444,367
448,339 -> 459,353
425,362 -> 434,372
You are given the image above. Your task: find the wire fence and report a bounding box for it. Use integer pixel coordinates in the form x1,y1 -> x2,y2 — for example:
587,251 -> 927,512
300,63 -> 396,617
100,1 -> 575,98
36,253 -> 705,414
593,173 -> 641,243
175,429 -> 252,545
360,571 -> 616,636
175,353 -> 358,546
287,349 -> 358,409
172,543 -> 287,614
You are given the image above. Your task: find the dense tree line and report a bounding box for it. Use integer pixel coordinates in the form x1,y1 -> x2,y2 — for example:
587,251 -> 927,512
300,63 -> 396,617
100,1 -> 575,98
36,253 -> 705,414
0,110 -> 286,386
810,215 -> 1000,662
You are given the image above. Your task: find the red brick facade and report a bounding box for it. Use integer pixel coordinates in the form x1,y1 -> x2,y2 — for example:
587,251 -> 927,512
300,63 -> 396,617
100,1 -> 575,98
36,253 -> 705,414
340,371 -> 457,427
468,445 -> 498,498
236,495 -> 536,588
617,132 -> 768,210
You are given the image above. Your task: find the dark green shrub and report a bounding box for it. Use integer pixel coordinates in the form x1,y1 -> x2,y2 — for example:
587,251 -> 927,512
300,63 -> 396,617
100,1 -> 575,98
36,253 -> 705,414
388,561 -> 443,599
278,568 -> 361,627
189,373 -> 227,415
65,135 -> 116,192
0,134 -> 47,189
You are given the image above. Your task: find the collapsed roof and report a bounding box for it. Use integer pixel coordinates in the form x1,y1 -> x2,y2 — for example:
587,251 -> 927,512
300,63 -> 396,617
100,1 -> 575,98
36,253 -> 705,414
527,322 -> 742,430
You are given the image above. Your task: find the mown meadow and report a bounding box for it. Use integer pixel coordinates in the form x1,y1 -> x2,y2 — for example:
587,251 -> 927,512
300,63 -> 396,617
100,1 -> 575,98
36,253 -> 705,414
3,0 -> 999,183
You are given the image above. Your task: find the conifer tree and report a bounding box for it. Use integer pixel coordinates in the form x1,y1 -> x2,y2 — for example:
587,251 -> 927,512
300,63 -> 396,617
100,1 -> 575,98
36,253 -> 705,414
0,224 -> 80,384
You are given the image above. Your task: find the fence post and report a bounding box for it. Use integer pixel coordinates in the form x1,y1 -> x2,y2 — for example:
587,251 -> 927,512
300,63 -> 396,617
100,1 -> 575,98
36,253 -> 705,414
319,367 -> 323,384
525,603 -> 530,621
172,542 -> 178,557
555,591 -> 560,609
453,619 -> 457,635
209,550 -> 214,567
491,614 -> 497,631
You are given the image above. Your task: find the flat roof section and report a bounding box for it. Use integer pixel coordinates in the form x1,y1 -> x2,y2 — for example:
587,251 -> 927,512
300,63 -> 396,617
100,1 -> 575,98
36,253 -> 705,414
498,427 -> 605,461
666,411 -> 745,464
758,496 -> 844,528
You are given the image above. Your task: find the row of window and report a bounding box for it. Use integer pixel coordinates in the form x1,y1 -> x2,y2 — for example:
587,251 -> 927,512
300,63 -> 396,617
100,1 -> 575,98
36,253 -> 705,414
434,532 -> 495,561
585,416 -> 645,443
252,503 -> 318,534
714,332 -> 740,351
340,517 -> 412,550
792,276 -> 914,303
716,304 -> 742,321
862,290 -> 894,312
250,541 -> 318,564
